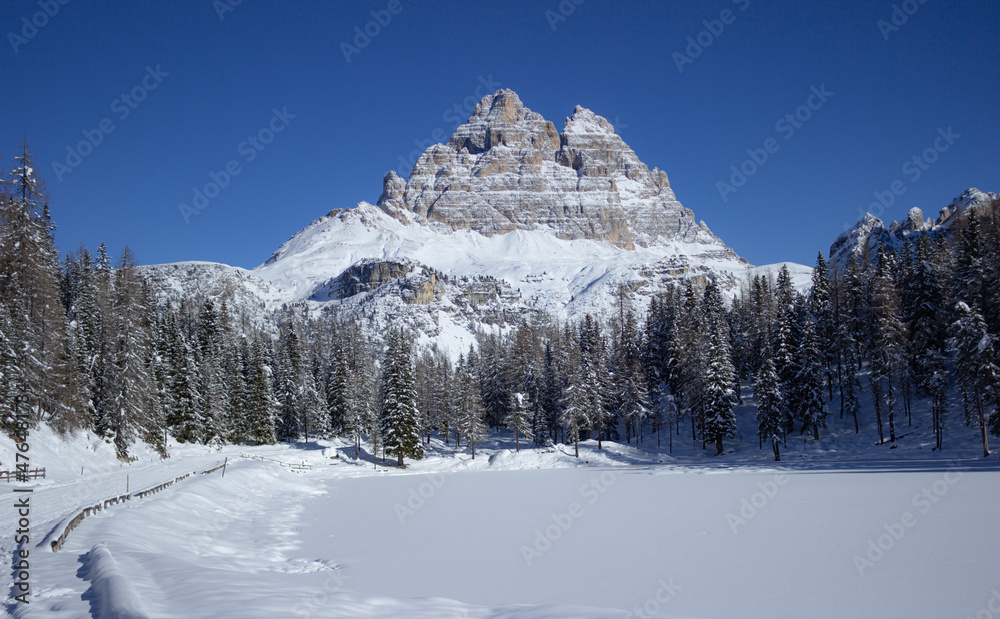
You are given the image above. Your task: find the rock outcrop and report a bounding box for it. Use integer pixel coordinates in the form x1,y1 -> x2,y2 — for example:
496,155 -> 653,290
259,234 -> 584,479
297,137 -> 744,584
376,89 -> 716,250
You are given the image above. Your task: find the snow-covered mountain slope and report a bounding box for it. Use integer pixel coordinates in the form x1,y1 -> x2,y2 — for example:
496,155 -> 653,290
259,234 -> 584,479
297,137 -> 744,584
830,188 -> 998,271
143,89 -> 811,347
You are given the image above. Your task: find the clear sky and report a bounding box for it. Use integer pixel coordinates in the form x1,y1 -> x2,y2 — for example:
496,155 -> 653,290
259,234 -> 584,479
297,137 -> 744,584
2,0 -> 997,269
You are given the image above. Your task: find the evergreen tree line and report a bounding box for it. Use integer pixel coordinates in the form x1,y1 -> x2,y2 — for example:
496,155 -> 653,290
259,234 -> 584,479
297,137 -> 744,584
3,142 -> 999,464
726,205 -> 1000,459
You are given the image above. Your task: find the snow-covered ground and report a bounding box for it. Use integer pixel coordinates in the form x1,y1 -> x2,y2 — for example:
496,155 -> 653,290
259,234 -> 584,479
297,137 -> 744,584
3,409 -> 999,618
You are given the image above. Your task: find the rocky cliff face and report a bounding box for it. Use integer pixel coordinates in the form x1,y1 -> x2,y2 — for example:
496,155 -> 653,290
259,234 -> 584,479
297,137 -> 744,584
376,89 -> 716,250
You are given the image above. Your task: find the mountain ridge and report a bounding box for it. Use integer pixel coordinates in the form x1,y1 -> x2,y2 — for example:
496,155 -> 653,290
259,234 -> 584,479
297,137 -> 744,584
830,188 -> 999,271
143,89 -> 808,350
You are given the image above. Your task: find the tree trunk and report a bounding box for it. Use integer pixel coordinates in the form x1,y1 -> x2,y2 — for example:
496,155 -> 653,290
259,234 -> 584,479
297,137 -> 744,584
872,381 -> 884,444
772,438 -> 781,462
715,435 -> 723,456
887,376 -> 896,444
977,392 -> 991,457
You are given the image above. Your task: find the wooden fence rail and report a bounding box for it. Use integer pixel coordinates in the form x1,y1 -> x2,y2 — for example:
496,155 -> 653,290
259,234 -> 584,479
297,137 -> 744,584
50,467 -> 219,552
1,468 -> 45,482
239,452 -> 312,470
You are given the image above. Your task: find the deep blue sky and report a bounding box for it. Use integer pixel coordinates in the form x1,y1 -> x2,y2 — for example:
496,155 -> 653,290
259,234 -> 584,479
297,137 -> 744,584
2,0 -> 997,268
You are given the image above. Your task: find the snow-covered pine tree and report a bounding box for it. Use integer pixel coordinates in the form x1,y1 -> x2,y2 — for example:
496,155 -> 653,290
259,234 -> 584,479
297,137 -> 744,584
223,338 -> 250,444
614,302 -> 647,445
331,321 -> 376,456
245,336 -> 277,444
573,317 -> 608,447
670,281 -> 705,444
904,236 -> 949,448
948,302 -> 998,457
0,143 -> 80,430
166,309 -> 205,443
701,279 -> 738,455
504,391 -> 533,452
537,340 -> 562,446
810,252 -> 836,399
479,333 -> 513,431
379,328 -> 423,467
869,246 -> 907,444
771,294 -> 800,438
456,350 -> 488,458
792,318 -> 828,440
558,372 -> 590,458
0,298 -> 21,432
196,299 -> 229,443
755,354 -> 784,461
954,210 -> 989,315
275,316 -> 327,443
64,246 -> 103,429
844,255 -> 869,369
103,248 -> 156,457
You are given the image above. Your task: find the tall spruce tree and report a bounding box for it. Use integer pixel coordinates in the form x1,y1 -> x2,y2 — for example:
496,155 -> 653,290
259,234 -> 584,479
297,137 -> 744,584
456,350 -> 487,458
504,392 -> 534,452
949,302 -> 998,457
870,247 -> 907,444
755,354 -> 784,461
701,280 -> 738,455
379,328 -> 423,467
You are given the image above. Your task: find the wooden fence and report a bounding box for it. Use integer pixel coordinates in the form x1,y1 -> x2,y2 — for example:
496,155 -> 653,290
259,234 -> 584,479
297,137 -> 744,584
50,469 -> 214,552
1,468 -> 45,482
239,452 -> 312,470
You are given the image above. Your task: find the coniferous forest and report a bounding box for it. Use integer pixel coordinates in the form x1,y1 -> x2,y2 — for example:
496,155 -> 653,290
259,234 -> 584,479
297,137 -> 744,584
3,142 -> 999,464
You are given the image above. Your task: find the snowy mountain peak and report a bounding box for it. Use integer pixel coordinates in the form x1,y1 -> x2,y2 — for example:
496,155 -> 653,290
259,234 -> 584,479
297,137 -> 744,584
829,187 -> 998,271
938,187 -> 997,225
377,88 -> 718,251
144,89 -> 809,351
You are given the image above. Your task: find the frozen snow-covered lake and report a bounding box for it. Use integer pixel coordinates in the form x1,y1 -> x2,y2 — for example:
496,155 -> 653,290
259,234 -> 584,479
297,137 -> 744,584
6,430 -> 999,618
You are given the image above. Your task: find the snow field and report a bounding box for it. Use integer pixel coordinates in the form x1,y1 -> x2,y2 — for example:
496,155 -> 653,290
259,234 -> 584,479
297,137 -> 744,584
4,428 -> 1000,617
